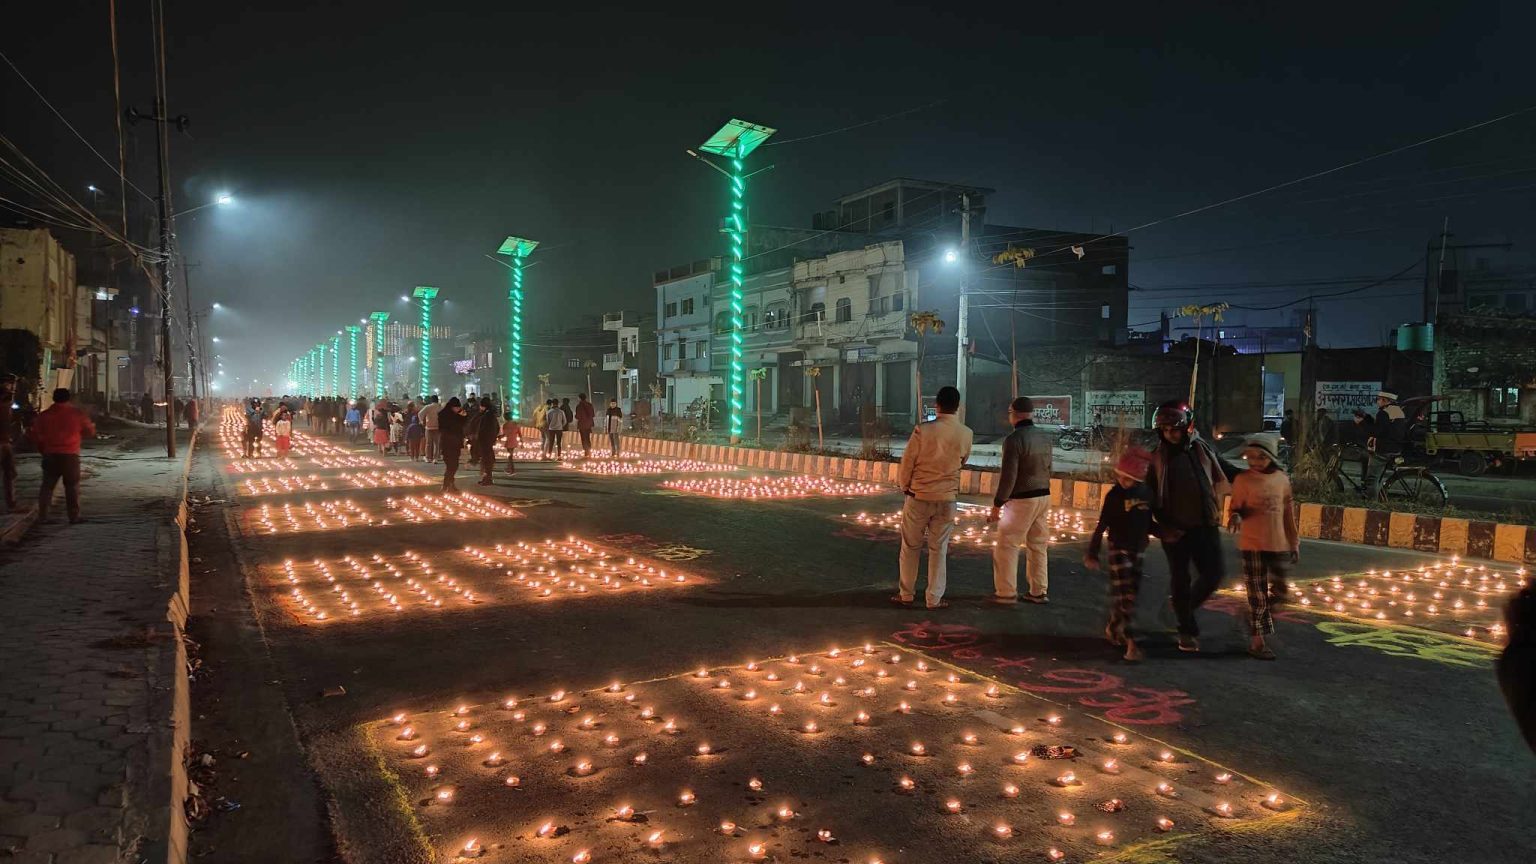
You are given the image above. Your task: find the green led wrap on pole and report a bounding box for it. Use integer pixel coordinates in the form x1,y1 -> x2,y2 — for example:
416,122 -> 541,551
496,236 -> 538,420
331,335 -> 341,396
412,287 -> 439,397
346,326 -> 361,396
370,312 -> 389,399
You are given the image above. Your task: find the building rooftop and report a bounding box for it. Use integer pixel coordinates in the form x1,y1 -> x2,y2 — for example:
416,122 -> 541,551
833,177 -> 994,205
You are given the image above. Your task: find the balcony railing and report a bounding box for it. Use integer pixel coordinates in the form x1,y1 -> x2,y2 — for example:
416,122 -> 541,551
602,352 -> 624,371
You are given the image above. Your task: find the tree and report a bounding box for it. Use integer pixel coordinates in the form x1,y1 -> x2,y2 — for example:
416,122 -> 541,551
806,366 -> 825,451
748,367 -> 769,444
909,310 -> 945,421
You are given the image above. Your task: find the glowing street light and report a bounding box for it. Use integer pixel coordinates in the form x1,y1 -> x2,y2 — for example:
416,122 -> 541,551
370,312 -> 390,398
696,118 -> 776,444
412,287 -> 438,397
496,236 -> 538,418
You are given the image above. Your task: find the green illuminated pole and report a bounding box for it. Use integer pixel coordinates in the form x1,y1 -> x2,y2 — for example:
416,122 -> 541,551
412,287 -> 438,397
696,119 -> 775,444
370,312 -> 389,398
346,325 -> 361,396
318,343 -> 329,395
331,334 -> 341,396
496,237 -> 538,419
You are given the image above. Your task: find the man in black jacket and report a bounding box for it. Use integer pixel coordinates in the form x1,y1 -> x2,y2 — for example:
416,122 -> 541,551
438,398 -> 467,492
988,397 -> 1054,604
1146,400 -> 1231,652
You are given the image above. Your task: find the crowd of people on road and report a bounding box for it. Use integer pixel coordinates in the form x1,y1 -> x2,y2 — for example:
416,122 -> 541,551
237,391 -> 625,491
895,388 -> 1299,663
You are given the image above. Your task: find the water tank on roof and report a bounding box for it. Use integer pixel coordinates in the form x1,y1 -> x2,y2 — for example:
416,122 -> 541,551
1396,323 -> 1433,352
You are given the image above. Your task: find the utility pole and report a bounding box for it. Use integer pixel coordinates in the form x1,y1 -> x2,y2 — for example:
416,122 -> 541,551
182,259 -> 199,405
148,3 -> 177,458
954,193 -> 971,418
1433,216 -> 1450,322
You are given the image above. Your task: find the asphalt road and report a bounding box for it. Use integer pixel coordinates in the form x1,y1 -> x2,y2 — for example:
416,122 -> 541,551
186,428 -> 1535,864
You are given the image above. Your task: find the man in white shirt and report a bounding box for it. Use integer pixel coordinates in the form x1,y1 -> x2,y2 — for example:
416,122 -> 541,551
894,385 -> 974,609
419,396 -> 442,463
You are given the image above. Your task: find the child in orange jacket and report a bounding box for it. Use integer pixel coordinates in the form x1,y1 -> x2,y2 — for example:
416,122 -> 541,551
1228,435 -> 1299,660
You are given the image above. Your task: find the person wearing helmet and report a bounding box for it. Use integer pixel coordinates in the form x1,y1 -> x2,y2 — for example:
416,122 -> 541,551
1146,400 -> 1230,652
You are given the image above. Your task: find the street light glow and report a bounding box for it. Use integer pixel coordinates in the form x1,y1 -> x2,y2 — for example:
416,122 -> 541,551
211,302 -> 222,309
944,247 -> 959,263
216,193 -> 234,205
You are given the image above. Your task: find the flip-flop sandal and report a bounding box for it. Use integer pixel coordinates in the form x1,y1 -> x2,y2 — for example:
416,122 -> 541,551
925,600 -> 951,610
1248,645 -> 1277,661
890,595 -> 915,606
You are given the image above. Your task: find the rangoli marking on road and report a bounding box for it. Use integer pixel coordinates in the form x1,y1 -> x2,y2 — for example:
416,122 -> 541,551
367,646 -> 1300,864
596,534 -> 715,561
889,622 -> 1197,727
270,537 -> 704,624
837,505 -> 1092,551
661,474 -> 884,499
1314,621 -> 1495,668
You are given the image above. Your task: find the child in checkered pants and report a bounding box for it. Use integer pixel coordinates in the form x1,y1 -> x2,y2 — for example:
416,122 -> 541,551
1084,449 -> 1157,662
1227,436 -> 1299,660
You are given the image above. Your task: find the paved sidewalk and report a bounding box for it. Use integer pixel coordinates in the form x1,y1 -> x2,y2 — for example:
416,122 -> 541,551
0,427 -> 193,864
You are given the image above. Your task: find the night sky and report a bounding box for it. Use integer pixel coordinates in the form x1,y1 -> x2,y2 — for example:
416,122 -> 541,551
5,2 -> 1535,390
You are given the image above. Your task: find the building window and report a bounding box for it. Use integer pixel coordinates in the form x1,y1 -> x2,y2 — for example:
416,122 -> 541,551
807,302 -> 825,324
835,298 -> 852,323
715,311 -> 732,334
1489,387 -> 1521,418
566,358 -> 581,369
744,305 -> 758,330
695,341 -> 707,359
665,301 -> 677,318
663,344 -> 674,360
1101,264 -> 1118,275
682,297 -> 695,315
881,200 -> 895,222
891,292 -> 904,312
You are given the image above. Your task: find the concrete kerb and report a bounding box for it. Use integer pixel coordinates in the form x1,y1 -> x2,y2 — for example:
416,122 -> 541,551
540,428 -> 1536,565
138,429 -> 199,864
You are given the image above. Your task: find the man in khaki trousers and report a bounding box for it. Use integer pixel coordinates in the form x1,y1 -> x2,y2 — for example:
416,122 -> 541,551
988,396 -> 1053,604
893,386 -> 973,609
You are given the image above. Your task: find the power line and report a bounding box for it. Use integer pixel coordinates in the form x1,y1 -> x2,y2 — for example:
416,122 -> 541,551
765,100 -> 947,147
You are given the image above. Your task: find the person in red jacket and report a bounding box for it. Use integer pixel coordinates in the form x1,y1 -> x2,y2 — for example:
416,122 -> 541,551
575,393 -> 596,458
27,387 -> 97,524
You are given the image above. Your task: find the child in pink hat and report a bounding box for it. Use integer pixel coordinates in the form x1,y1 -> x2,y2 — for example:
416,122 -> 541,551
1085,448 -> 1158,661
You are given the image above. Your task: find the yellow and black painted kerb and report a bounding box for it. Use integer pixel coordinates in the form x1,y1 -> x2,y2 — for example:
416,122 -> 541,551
522,427 -> 1536,565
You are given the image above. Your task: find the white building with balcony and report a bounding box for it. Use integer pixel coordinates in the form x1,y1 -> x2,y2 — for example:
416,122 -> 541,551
791,241 -> 920,428
654,259 -> 719,417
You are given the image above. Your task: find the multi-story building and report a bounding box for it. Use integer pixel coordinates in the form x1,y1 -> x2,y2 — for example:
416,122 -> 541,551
603,311 -> 655,417
789,242 -> 921,427
654,260 -> 718,417
0,226 -> 80,400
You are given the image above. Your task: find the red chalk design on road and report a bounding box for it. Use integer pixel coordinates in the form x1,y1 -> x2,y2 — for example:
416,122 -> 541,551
891,621 -> 1197,726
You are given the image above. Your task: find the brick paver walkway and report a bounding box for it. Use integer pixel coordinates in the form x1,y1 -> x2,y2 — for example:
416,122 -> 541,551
0,428 -> 191,864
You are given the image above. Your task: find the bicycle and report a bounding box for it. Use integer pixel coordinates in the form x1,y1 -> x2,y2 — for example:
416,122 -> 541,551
1324,444 -> 1448,509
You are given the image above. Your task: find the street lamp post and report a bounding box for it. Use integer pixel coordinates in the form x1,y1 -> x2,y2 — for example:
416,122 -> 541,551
346,325 -> 361,396
370,312 -> 389,399
695,118 -> 776,444
496,236 -> 538,419
412,287 -> 438,397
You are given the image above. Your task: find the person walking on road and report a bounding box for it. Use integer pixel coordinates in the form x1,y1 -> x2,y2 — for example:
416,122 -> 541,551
575,393 -> 596,458
988,396 -> 1054,605
559,397 -> 574,455
139,391 -> 155,425
545,398 -> 568,460
274,408 -> 293,456
1146,400 -> 1231,653
243,398 -> 265,458
184,397 -> 200,430
345,401 -> 362,444
604,399 -> 623,457
371,403 -> 391,455
892,385 -> 973,610
27,387 -> 97,524
1228,435 -> 1298,660
501,412 -> 521,475
475,397 -> 500,485
1084,448 -> 1158,662
438,397 -> 467,492
420,395 -> 442,463
532,399 -> 550,456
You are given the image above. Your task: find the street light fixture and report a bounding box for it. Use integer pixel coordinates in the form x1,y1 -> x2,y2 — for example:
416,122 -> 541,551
696,118 -> 776,445
496,235 -> 539,418
171,193 -> 234,219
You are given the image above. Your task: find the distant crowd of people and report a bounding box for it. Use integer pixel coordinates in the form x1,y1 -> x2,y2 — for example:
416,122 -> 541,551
238,391 -> 624,491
